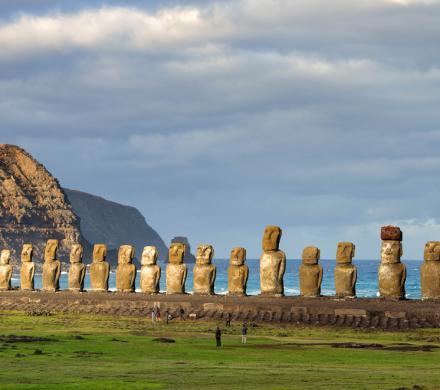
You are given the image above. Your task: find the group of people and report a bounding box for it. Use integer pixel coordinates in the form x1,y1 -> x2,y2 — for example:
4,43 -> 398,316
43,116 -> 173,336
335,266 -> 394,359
215,319 -> 248,347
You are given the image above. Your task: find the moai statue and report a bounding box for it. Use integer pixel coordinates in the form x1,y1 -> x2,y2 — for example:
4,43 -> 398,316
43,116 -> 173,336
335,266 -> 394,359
334,242 -> 357,298
378,226 -> 406,299
260,226 -> 286,296
116,245 -> 136,292
42,239 -> 61,292
20,244 -> 35,291
0,250 -> 13,290
140,246 -> 161,294
68,244 -> 86,292
193,244 -> 216,295
166,242 -> 187,294
228,247 -> 249,296
420,241 -> 440,299
299,246 -> 323,297
90,244 -> 110,292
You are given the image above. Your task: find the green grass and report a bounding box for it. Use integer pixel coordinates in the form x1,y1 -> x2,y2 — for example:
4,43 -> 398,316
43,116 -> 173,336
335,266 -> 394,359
0,311 -> 440,389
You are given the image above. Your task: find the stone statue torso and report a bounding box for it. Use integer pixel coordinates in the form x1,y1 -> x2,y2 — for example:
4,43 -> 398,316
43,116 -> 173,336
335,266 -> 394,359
140,265 -> 161,294
42,260 -> 61,291
379,263 -> 406,299
260,250 -> 286,295
68,263 -> 86,291
299,264 -> 323,297
20,262 -> 35,290
166,263 -> 187,294
0,264 -> 13,290
228,264 -> 249,295
193,264 -> 216,295
334,264 -> 357,298
420,262 -> 440,299
90,262 -> 110,291
116,263 -> 136,292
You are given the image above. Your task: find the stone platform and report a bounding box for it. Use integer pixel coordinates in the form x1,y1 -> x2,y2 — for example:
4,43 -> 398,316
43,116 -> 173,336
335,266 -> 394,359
1,291 -> 440,330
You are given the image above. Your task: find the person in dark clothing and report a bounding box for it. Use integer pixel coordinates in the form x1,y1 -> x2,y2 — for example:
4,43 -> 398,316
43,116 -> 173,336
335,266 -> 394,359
215,326 -> 222,347
180,308 -> 185,320
241,322 -> 248,344
225,313 -> 231,327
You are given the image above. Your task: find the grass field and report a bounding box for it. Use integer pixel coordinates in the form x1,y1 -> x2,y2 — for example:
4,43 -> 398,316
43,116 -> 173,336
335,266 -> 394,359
0,311 -> 439,390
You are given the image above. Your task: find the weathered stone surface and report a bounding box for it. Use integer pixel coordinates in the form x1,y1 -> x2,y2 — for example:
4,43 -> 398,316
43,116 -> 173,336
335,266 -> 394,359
420,241 -> 440,299
42,239 -> 61,292
379,239 -> 406,299
116,245 -> 136,292
20,244 -> 35,291
193,244 -> 216,295
68,244 -> 85,292
335,242 -> 357,298
90,244 -> 110,292
260,226 -> 285,296
0,249 -> 13,290
166,243 -> 187,294
381,225 -> 402,241
140,246 -> 161,294
299,246 -> 322,297
334,308 -> 367,317
228,247 -> 249,296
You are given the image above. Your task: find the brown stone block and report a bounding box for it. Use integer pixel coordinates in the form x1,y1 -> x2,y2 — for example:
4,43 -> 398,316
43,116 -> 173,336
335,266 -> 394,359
381,226 -> 402,241
335,308 -> 367,317
385,311 -> 406,319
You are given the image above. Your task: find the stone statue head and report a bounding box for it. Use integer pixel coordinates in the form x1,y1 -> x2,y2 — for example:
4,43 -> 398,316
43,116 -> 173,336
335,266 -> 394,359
118,245 -> 135,264
302,246 -> 320,265
21,244 -> 33,262
262,225 -> 282,252
196,244 -> 214,265
44,239 -> 58,262
93,244 -> 107,263
424,241 -> 440,261
230,247 -> 246,266
381,240 -> 403,264
0,249 -> 11,265
336,242 -> 355,264
169,242 -> 185,264
70,244 -> 83,263
141,246 -> 158,265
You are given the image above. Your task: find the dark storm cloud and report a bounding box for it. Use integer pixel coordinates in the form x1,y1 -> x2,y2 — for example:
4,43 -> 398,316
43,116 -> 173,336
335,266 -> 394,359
1,0 -> 440,258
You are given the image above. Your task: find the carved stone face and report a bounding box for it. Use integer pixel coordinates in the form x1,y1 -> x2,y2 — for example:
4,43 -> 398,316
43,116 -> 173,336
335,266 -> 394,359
21,244 -> 33,262
196,244 -> 214,265
70,244 -> 83,263
302,246 -> 320,265
169,243 -> 185,264
118,245 -> 134,264
424,241 -> 440,261
93,244 -> 107,263
44,239 -> 58,262
141,246 -> 158,265
381,240 -> 403,264
262,226 -> 282,252
230,247 -> 246,266
336,242 -> 355,264
0,250 -> 11,265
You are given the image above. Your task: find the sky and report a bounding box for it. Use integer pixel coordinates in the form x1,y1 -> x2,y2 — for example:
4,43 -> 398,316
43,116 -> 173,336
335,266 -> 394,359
1,0 -> 440,260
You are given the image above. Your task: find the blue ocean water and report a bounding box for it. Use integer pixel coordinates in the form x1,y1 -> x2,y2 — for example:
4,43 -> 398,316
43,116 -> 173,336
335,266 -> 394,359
11,259 -> 423,299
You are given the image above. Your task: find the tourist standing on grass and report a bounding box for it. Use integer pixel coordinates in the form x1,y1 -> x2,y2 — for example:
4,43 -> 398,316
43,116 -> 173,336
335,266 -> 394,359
165,310 -> 170,324
241,322 -> 248,344
156,308 -> 161,321
225,313 -> 231,327
151,308 -> 157,325
215,326 -> 222,347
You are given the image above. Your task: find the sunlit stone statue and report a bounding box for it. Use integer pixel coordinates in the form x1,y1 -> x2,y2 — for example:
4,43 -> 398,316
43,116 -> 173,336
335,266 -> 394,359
116,245 -> 136,292
0,250 -> 13,290
378,226 -> 406,299
166,242 -> 187,294
299,246 -> 323,297
90,244 -> 110,292
42,239 -> 61,292
20,244 -> 35,291
420,241 -> 440,300
140,246 -> 161,294
260,225 -> 286,296
68,244 -> 86,292
228,247 -> 249,296
334,242 -> 357,298
193,244 -> 216,295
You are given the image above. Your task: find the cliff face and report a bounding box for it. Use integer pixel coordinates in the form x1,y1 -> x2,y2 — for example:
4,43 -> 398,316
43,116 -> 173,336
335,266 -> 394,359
64,189 -> 168,262
0,144 -> 86,263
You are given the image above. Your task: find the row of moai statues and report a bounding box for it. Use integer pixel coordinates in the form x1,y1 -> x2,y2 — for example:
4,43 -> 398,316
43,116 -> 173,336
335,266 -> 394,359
1,225 -> 440,299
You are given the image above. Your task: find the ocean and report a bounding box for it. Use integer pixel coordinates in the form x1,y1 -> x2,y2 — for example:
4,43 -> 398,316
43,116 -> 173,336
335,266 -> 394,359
11,259 -> 423,299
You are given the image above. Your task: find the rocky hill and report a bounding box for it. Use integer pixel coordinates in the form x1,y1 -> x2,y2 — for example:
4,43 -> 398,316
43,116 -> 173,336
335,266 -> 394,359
0,144 -> 87,264
64,189 -> 168,261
